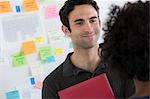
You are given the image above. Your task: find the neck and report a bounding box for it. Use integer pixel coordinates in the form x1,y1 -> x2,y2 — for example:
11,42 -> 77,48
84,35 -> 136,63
71,44 -> 101,72
134,79 -> 150,97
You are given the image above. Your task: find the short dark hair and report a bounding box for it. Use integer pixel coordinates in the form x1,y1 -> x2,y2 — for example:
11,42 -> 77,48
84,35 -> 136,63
102,0 -> 150,81
59,0 -> 99,31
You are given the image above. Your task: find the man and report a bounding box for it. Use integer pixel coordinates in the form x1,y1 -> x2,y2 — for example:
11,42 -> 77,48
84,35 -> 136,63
101,0 -> 149,98
42,0 -> 135,98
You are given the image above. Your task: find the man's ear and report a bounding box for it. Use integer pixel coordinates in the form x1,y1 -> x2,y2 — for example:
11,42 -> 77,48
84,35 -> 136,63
61,25 -> 71,37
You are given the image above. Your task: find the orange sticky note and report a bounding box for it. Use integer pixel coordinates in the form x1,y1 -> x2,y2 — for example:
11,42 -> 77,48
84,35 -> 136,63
0,1 -> 12,13
22,41 -> 37,55
35,81 -> 43,89
23,0 -> 38,12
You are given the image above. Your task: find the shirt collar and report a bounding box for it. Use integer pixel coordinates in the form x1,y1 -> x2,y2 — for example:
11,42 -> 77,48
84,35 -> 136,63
63,44 -> 107,77
63,52 -> 86,77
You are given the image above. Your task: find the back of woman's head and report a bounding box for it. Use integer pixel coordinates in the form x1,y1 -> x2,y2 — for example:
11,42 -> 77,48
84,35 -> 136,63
102,0 -> 149,81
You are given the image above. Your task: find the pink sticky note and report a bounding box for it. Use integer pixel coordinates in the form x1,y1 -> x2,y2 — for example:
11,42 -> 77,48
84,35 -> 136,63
45,5 -> 58,19
35,81 -> 43,89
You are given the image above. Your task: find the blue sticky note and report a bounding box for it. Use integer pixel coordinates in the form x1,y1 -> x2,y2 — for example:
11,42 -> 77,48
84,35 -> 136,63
47,56 -> 55,63
30,77 -> 35,85
6,90 -> 20,99
16,6 -> 21,12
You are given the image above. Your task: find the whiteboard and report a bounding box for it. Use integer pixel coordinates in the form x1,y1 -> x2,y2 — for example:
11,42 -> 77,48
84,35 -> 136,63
0,0 -> 143,99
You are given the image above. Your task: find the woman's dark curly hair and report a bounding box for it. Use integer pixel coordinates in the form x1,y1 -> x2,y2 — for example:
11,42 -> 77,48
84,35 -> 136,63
101,0 -> 149,81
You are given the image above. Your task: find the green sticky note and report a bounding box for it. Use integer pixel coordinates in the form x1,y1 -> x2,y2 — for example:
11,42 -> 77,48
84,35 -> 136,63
39,46 -> 52,61
44,0 -> 53,3
12,52 -> 27,67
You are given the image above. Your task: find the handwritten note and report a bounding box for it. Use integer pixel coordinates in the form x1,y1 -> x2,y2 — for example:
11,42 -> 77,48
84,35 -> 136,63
29,62 -> 44,76
12,52 -> 27,67
39,46 -> 52,61
45,5 -> 58,20
54,48 -> 63,55
35,36 -> 44,44
5,90 -> 20,99
22,41 -> 37,55
0,1 -> 12,13
23,0 -> 38,12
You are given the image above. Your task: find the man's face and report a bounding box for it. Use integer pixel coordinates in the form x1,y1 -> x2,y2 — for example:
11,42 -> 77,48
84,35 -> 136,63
68,4 -> 101,49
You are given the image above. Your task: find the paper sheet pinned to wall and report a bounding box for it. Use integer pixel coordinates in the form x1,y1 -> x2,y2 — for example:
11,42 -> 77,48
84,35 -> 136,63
29,62 -> 44,76
1,12 -> 43,43
0,1 -> 12,13
22,41 -> 37,55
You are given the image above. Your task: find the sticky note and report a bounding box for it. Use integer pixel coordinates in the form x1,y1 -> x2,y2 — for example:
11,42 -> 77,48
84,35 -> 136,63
22,41 -> 37,55
54,48 -> 63,55
39,46 -> 52,61
35,36 -> 44,43
16,6 -> 21,12
44,0 -> 53,3
0,1 -> 12,13
30,77 -> 35,85
6,90 -> 20,99
69,42 -> 73,49
23,0 -> 39,12
45,5 -> 58,19
12,52 -> 27,67
47,56 -> 55,63
35,81 -> 42,89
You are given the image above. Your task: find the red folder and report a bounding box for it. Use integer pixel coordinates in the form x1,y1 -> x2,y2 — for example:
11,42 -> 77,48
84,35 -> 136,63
58,73 -> 115,99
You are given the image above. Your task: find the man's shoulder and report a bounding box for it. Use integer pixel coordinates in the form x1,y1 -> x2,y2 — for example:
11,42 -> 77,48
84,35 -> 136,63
47,63 -> 63,78
44,62 -> 64,83
43,52 -> 73,83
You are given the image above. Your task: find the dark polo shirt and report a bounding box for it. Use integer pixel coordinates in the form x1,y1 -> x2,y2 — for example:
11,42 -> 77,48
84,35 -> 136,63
42,52 -> 135,99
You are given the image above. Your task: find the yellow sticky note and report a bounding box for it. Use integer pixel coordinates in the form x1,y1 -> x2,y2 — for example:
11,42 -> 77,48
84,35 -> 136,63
54,48 -> 63,55
12,52 -> 27,67
0,1 -> 12,13
22,41 -> 37,55
23,0 -> 38,12
35,36 -> 44,43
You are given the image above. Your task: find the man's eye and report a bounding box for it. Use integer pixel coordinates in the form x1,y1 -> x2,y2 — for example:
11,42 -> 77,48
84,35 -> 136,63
75,21 -> 83,25
90,19 -> 97,23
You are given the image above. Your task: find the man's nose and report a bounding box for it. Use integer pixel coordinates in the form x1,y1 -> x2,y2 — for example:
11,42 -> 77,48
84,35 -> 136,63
84,22 -> 93,31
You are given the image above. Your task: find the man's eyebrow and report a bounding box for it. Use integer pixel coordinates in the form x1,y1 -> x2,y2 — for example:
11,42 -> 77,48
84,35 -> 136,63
90,16 -> 98,20
74,16 -> 98,23
74,19 -> 84,23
